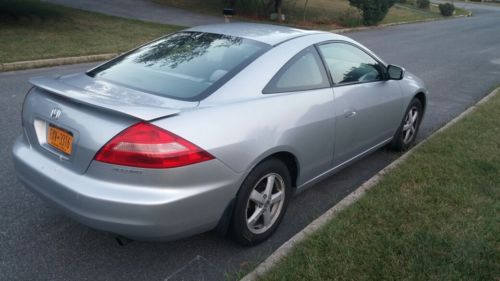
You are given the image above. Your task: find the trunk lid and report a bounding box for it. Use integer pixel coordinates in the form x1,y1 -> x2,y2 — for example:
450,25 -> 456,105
23,73 -> 197,174
29,73 -> 200,120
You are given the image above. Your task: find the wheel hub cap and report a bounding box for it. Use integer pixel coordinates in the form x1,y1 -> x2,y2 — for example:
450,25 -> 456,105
245,173 -> 285,234
402,106 -> 419,144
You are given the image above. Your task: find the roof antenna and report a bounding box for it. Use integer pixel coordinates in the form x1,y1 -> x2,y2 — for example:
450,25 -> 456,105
223,8 -> 235,23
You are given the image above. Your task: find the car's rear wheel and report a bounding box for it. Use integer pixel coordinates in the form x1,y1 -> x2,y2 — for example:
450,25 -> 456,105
389,98 -> 423,151
231,159 -> 291,246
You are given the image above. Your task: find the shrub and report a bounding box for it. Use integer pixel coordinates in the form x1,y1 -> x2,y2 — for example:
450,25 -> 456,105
438,3 -> 455,16
416,0 -> 430,9
348,0 -> 397,25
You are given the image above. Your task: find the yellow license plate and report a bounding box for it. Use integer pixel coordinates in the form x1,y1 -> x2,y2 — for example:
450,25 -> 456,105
48,125 -> 73,155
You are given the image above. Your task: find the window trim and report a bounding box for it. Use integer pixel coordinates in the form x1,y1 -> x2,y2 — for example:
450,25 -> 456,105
315,40 -> 389,88
262,46 -> 331,94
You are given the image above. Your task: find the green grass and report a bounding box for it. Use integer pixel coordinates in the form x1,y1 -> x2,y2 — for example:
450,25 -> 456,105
383,4 -> 439,23
383,4 -> 469,24
153,0 -> 466,29
457,7 -> 472,16
0,0 -> 183,63
383,0 -> 470,21
261,90 -> 500,280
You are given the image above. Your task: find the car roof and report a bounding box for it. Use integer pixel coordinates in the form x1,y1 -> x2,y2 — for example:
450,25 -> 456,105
186,23 -> 328,46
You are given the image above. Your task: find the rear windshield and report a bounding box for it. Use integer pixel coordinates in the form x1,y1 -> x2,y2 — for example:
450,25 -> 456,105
87,32 -> 270,101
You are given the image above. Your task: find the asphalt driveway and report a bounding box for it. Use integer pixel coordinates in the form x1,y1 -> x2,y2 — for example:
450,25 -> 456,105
1,3 -> 500,281
43,0 -> 223,26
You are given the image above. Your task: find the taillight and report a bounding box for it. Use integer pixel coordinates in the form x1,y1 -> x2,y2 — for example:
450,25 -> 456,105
94,122 -> 214,169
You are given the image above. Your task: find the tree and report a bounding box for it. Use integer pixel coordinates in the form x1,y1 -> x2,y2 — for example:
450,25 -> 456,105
303,0 -> 310,22
275,0 -> 283,21
348,0 -> 396,25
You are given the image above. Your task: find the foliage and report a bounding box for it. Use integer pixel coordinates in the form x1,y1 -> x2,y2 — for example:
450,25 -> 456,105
416,0 -> 430,9
438,2 -> 455,16
348,0 -> 397,25
134,33 -> 241,68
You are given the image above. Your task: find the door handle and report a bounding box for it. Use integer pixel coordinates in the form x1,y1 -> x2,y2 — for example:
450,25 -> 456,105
344,109 -> 357,118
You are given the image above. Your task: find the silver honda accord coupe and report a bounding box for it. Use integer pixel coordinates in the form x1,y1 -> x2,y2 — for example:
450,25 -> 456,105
12,23 -> 427,245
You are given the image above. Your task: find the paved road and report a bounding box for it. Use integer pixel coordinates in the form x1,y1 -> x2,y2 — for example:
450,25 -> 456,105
44,0 -> 224,26
1,4 -> 500,281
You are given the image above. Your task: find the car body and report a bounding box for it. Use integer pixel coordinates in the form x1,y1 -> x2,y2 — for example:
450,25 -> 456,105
12,23 -> 427,243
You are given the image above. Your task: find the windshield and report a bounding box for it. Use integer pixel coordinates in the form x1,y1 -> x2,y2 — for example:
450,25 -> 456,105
87,32 -> 270,101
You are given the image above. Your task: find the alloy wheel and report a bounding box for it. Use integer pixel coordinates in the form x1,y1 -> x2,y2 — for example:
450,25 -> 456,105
245,173 -> 286,234
402,106 -> 419,144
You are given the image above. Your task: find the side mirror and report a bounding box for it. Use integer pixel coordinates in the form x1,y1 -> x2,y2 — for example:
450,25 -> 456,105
387,65 -> 405,80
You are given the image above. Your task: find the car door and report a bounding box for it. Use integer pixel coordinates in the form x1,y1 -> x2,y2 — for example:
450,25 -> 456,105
262,46 -> 336,183
317,42 -> 403,166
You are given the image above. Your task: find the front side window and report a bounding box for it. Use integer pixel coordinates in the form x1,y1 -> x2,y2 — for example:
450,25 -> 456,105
318,43 -> 383,86
87,32 -> 270,101
263,46 -> 330,94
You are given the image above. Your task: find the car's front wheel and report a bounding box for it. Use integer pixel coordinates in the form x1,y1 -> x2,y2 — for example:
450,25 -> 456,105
231,159 -> 291,246
389,98 -> 423,151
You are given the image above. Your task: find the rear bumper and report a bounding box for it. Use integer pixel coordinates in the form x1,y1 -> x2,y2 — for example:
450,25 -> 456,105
12,135 -> 242,240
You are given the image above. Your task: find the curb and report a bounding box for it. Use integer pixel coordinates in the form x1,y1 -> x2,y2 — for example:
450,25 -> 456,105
240,86 -> 500,281
332,9 -> 472,33
0,53 -> 117,72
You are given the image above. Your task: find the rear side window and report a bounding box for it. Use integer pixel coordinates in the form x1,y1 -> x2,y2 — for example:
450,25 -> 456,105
263,46 -> 330,94
318,42 -> 383,86
87,32 -> 270,101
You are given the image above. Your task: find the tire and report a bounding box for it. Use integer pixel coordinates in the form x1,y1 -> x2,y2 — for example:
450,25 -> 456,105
389,98 -> 423,151
231,158 -> 291,246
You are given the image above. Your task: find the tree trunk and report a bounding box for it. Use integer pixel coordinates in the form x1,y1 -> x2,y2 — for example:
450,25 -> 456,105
303,0 -> 310,22
275,0 -> 283,22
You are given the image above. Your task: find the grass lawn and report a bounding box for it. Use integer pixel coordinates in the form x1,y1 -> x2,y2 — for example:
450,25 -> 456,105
0,0 -> 182,63
261,89 -> 500,280
154,0 -> 469,29
383,4 -> 469,24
